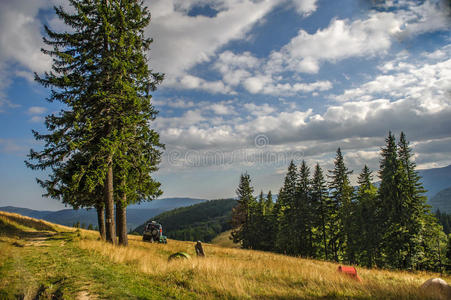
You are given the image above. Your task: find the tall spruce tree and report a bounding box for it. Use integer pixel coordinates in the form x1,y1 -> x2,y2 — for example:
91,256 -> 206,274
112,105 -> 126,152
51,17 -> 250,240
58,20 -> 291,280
397,132 -> 427,267
396,132 -> 446,270
378,131 -> 422,268
26,0 -> 163,245
311,163 -> 330,260
328,148 -> 354,262
378,132 -> 403,267
231,173 -> 256,249
276,161 -> 299,254
296,160 -> 312,257
354,165 -> 379,267
260,191 -> 275,251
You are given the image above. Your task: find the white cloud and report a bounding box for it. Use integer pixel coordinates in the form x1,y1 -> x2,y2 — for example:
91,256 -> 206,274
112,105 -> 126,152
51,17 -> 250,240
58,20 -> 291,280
267,12 -> 402,74
146,0 -> 279,84
399,0 -> 451,38
179,75 -> 232,94
29,116 -> 44,123
333,57 -> 451,106
27,106 -> 47,115
0,1 -> 51,74
243,103 -> 275,116
144,0 -> 324,94
156,44 -> 451,171
209,103 -> 236,115
291,0 -> 318,16
0,139 -> 27,154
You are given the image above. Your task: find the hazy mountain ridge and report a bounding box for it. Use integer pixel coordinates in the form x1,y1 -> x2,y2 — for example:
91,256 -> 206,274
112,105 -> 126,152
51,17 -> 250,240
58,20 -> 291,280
418,165 -> 451,199
430,187 -> 451,214
0,197 -> 206,230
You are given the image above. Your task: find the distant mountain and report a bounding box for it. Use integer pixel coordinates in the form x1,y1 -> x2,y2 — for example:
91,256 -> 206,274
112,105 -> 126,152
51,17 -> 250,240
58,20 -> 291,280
129,197 -> 206,209
429,187 -> 451,214
418,165 -> 451,199
134,199 -> 237,242
0,197 -> 207,230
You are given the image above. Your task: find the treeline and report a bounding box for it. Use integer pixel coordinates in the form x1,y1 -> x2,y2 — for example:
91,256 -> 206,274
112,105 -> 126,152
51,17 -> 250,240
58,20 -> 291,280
135,199 -> 236,242
231,132 -> 447,271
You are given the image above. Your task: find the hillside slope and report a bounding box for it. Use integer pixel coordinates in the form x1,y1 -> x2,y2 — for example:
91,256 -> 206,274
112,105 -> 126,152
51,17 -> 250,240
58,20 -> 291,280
135,199 -> 237,242
1,211 -> 450,299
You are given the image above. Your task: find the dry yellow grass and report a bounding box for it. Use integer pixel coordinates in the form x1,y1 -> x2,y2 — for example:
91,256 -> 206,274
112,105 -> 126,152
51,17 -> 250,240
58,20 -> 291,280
211,230 -> 240,249
2,210 -> 450,299
78,231 -> 450,299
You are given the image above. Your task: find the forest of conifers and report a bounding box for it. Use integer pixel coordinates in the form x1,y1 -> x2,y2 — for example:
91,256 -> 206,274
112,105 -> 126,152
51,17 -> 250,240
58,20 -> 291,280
231,132 -> 449,272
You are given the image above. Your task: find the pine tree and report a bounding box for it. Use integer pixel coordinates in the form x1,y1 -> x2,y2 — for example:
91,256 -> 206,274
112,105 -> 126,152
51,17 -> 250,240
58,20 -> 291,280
276,161 -> 299,254
266,190 -> 274,213
396,132 -> 428,267
26,0 -> 163,245
378,132 -> 424,268
311,163 -> 330,260
261,191 -> 275,251
296,160 -> 311,257
231,173 -> 256,248
328,148 -> 354,262
354,165 -> 379,267
378,132 -> 405,268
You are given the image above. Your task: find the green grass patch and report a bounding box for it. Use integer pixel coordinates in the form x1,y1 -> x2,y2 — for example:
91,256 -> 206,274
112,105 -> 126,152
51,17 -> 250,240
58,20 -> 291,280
0,214 -> 197,299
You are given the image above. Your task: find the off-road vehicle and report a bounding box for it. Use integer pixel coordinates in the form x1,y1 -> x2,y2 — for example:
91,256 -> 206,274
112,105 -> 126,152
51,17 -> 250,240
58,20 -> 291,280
142,221 -> 167,243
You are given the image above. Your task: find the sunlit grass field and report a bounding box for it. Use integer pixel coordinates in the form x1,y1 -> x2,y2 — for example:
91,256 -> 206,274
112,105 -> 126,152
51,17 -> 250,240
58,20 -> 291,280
1,210 -> 449,299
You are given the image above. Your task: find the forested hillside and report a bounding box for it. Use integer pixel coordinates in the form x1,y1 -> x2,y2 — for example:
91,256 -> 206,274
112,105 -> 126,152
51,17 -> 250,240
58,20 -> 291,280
135,199 -> 236,242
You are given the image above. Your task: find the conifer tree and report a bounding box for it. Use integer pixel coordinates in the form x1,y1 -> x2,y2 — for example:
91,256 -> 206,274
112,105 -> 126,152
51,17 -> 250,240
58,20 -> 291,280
378,132 -> 422,268
296,160 -> 312,257
231,173 -> 256,248
397,132 -> 446,269
261,191 -> 275,251
266,190 -> 274,212
26,0 -> 163,245
276,161 -> 299,254
396,132 -> 428,266
311,163 -> 330,260
378,132 -> 404,267
354,165 -> 379,267
328,148 -> 354,262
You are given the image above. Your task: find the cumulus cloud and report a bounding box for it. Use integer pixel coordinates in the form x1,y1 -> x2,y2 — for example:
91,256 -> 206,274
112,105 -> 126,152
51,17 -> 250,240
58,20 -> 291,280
291,0 -> 318,16
214,50 -> 333,96
145,0 -> 279,84
157,43 -> 451,172
143,0 -> 325,94
27,106 -> 46,115
266,12 -> 402,74
209,102 -> 236,115
199,0 -> 449,96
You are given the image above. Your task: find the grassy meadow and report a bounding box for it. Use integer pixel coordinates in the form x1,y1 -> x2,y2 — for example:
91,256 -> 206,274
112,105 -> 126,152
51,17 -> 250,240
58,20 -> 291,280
0,211 -> 449,299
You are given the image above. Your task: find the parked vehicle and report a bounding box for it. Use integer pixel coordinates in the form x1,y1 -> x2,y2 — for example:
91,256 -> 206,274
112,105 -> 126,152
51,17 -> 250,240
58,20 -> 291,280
142,221 -> 167,243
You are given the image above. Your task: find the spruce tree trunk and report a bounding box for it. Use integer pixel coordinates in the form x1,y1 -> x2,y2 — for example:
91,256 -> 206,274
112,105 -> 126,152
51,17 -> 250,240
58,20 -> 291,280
96,204 -> 106,240
104,160 -> 116,244
117,197 -> 128,246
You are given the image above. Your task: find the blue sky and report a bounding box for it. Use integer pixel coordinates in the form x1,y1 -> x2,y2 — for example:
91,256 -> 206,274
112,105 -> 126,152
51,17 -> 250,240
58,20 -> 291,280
0,0 -> 450,210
